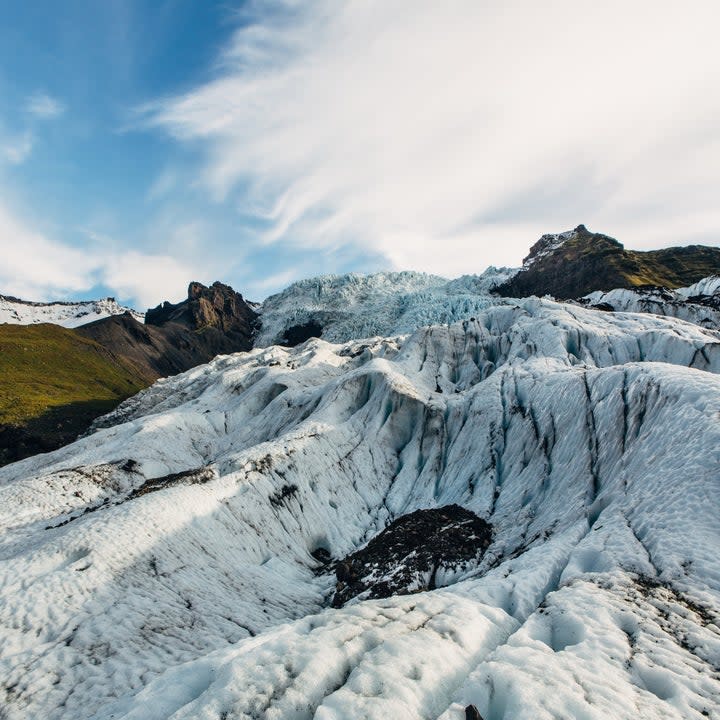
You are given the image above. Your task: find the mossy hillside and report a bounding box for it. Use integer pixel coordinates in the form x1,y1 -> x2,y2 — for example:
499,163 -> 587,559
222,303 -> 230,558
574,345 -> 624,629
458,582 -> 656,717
0,323 -> 147,428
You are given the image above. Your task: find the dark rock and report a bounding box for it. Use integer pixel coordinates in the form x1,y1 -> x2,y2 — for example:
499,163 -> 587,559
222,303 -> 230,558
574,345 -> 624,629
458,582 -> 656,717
80,281 -> 259,394
465,705 -> 485,720
311,547 -> 332,565
270,484 -> 299,506
128,467 -> 215,499
120,459 -> 139,473
146,281 -> 259,337
332,504 -> 492,607
688,293 -> 720,310
281,321 -> 323,347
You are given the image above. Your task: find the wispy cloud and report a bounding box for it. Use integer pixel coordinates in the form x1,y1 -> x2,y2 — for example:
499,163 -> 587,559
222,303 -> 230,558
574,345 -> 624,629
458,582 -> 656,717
26,92 -> 65,119
1,131 -> 33,164
143,0 -> 720,275
146,167 -> 178,202
0,203 -> 197,307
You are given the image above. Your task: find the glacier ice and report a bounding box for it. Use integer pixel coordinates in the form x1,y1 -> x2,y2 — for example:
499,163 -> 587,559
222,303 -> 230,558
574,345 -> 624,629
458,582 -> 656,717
0,298 -> 719,718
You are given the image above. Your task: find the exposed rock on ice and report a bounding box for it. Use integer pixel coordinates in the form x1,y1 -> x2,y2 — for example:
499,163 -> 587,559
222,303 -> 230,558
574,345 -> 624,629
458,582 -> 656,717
331,505 -> 492,607
581,285 -> 720,328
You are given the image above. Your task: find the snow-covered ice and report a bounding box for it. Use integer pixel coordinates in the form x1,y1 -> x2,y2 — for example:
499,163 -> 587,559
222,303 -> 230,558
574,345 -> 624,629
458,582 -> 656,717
1,298 -> 719,718
254,269 -> 517,346
582,286 -> 720,329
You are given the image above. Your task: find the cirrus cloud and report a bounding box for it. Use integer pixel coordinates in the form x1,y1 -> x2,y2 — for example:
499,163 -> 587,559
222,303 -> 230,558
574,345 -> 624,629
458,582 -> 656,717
142,0 -> 720,276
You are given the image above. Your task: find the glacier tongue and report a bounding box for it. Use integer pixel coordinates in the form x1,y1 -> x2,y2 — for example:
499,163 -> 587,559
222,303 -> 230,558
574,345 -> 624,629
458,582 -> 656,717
1,298 -> 719,719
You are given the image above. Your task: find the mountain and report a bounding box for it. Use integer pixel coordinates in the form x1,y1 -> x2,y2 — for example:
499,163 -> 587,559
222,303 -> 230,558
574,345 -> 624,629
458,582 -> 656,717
1,298 -> 718,719
0,282 -> 258,466
495,225 -> 720,299
80,281 -> 258,379
0,294 -> 143,327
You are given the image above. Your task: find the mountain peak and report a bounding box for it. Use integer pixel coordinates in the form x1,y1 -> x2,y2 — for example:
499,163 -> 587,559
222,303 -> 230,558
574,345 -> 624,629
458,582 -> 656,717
146,280 -> 257,334
497,226 -> 720,299
522,225 -> 620,269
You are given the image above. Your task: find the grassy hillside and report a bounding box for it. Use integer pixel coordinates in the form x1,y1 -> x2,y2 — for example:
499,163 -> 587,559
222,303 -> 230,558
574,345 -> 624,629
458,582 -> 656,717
0,324 -> 149,465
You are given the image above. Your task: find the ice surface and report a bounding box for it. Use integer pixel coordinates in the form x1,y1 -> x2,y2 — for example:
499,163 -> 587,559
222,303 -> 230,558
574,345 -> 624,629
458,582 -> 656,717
582,286 -> 720,329
254,269 -> 517,346
677,275 -> 720,299
1,298 -> 719,718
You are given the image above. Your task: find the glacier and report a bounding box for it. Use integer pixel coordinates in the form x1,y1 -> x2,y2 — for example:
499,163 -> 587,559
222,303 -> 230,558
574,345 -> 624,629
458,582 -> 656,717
254,268 -> 517,346
0,297 -> 719,719
581,286 -> 720,329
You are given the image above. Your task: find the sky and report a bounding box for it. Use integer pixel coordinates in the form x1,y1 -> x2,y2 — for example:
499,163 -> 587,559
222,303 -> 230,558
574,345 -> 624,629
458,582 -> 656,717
0,0 -> 718,309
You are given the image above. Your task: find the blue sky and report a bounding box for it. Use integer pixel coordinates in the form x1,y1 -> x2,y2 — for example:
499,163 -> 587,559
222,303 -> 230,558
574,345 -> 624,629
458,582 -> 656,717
0,1 -> 718,308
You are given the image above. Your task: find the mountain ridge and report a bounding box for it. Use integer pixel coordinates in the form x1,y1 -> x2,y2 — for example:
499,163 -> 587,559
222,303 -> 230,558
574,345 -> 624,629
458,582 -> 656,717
0,294 -> 144,327
2,228 -> 719,466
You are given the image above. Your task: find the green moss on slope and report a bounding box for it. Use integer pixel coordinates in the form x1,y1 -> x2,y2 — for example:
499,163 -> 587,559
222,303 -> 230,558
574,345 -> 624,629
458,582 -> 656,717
0,324 -> 149,465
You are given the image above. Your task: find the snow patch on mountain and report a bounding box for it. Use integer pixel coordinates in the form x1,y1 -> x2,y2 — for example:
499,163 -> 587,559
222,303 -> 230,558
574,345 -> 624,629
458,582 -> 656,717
0,295 -> 144,327
521,227 -> 578,267
255,268 -> 517,346
1,299 -> 719,718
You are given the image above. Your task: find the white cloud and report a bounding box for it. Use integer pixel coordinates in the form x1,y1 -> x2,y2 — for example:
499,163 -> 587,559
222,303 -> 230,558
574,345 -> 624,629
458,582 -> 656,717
144,0 -> 720,274
26,92 -> 65,119
0,203 -> 196,308
146,167 -> 178,202
0,203 -> 97,298
98,251 -> 195,308
2,131 -> 33,165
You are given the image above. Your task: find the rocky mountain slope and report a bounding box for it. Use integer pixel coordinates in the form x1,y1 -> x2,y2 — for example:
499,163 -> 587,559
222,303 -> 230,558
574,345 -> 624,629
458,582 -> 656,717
0,295 -> 143,327
1,298 -> 719,719
495,225 -> 720,299
80,281 -> 258,380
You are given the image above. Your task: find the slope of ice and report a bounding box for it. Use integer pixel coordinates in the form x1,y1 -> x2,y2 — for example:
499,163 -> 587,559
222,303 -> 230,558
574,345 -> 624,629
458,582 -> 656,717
0,295 -> 144,327
677,275 -> 720,298
1,299 -> 719,719
255,268 -> 517,346
582,286 -> 720,329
